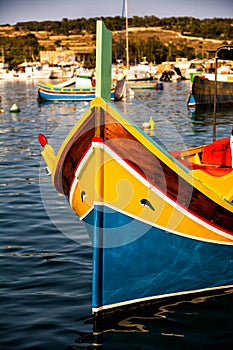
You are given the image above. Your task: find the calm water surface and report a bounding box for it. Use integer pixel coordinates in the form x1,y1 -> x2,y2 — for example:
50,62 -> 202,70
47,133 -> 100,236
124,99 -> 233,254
0,80 -> 232,349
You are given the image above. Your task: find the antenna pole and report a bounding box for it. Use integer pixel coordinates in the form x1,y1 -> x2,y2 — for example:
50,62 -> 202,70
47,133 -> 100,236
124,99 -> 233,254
213,55 -> 218,141
125,0 -> 129,72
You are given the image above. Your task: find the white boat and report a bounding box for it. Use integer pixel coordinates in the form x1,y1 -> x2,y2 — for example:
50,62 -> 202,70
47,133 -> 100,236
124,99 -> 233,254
125,66 -> 153,81
0,62 -> 10,79
48,63 -> 92,80
202,72 -> 233,82
176,59 -> 205,80
0,62 -> 51,80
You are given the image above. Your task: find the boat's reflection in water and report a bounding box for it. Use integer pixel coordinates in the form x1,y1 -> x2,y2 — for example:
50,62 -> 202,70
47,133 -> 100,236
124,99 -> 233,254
71,288 -> 233,349
189,104 -> 233,128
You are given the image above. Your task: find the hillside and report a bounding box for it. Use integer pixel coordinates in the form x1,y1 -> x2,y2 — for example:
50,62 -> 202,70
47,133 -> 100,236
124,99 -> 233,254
0,24 -> 225,52
0,23 -> 230,68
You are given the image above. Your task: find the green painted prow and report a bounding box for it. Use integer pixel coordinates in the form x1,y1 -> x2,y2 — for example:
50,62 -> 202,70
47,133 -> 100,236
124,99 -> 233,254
95,20 -> 112,101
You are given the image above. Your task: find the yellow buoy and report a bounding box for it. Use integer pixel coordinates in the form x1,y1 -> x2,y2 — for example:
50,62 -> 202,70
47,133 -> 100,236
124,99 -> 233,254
148,116 -> 155,130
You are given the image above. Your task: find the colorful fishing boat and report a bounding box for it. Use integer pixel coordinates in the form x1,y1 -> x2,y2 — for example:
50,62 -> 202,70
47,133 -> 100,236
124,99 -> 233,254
188,46 -> 233,107
38,23 -> 233,331
38,77 -> 115,102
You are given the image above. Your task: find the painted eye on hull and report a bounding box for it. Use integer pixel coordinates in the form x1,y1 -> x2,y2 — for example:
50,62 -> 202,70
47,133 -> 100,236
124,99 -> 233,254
81,191 -> 86,202
140,198 -> 155,211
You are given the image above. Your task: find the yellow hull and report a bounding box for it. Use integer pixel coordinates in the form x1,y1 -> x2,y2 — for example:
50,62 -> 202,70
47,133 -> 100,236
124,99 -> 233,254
68,138 -> 232,244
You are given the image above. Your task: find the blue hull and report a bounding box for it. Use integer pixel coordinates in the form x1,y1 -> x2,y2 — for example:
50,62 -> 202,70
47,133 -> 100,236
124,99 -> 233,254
38,89 -> 115,101
84,205 -> 233,311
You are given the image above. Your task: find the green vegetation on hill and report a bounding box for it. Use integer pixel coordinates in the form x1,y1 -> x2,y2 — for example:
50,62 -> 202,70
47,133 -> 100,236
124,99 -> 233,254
0,16 -> 233,69
10,16 -> 233,40
0,34 -> 40,69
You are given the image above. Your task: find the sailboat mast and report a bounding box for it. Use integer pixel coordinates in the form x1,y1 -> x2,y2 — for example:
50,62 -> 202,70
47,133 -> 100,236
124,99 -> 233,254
1,47 -> 5,64
125,0 -> 129,71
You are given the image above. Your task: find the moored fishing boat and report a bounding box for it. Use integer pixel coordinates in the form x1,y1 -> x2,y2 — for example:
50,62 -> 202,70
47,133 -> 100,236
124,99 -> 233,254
188,45 -> 233,107
188,75 -> 233,107
38,23 -> 233,331
38,77 -> 115,102
38,76 -> 126,102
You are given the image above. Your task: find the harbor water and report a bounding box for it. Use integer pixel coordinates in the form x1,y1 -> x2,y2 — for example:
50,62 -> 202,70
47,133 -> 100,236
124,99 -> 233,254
0,79 -> 232,349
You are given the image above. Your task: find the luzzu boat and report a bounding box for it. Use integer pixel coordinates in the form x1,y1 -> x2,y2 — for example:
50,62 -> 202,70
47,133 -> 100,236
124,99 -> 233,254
38,80 -> 97,101
38,22 -> 233,331
38,77 -> 115,102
